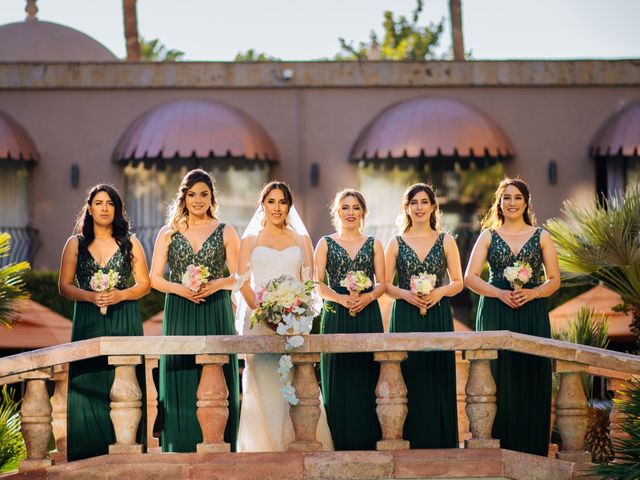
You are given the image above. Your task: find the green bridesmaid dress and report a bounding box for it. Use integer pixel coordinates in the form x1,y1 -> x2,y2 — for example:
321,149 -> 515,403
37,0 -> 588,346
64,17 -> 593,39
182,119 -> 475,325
389,233 -> 458,448
159,223 -> 240,452
67,238 -> 146,461
476,227 -> 551,456
320,236 -> 383,451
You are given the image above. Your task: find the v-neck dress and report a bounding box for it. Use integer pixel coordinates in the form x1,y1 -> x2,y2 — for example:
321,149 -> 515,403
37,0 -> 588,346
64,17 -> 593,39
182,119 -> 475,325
389,233 -> 458,448
158,223 -> 240,452
475,227 -> 551,456
67,237 -> 146,461
320,236 -> 383,450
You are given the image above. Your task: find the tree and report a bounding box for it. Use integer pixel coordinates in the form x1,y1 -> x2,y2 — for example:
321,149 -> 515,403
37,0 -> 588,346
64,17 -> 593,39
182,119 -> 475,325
140,37 -> 185,61
122,0 -> 141,61
546,188 -> 640,344
335,0 -> 444,60
0,233 -> 30,329
234,49 -> 281,62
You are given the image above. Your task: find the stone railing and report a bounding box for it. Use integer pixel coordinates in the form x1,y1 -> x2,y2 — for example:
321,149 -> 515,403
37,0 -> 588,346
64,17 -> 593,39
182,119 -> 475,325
0,331 -> 638,474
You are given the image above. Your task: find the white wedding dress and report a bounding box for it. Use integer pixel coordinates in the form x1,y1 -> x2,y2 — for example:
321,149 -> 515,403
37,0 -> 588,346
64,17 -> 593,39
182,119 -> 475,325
236,245 -> 334,452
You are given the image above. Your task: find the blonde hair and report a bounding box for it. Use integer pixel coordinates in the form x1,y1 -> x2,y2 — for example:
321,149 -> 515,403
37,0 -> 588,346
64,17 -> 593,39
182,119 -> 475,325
166,169 -> 218,236
330,189 -> 368,232
396,183 -> 440,234
481,176 -> 536,230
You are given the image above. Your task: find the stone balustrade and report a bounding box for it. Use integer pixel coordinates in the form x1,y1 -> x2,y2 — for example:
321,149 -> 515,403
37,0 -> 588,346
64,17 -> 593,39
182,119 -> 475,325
0,331 -> 638,474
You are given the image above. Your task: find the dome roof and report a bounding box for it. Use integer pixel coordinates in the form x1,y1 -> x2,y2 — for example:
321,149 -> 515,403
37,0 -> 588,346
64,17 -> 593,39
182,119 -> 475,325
0,19 -> 117,62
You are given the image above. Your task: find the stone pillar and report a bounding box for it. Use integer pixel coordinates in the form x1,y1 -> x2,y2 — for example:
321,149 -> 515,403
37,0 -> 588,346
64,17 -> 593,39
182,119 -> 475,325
195,354 -> 230,453
555,360 -> 591,463
455,352 -> 471,446
108,355 -> 143,454
19,369 -> 53,472
374,351 -> 409,451
144,355 -> 160,452
463,349 -> 499,449
288,352 -> 322,452
607,376 -> 631,462
50,363 -> 68,463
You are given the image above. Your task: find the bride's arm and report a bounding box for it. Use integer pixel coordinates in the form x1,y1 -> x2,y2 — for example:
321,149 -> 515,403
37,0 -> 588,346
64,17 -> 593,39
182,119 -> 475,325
313,237 -> 350,309
236,236 -> 258,309
300,233 -> 314,281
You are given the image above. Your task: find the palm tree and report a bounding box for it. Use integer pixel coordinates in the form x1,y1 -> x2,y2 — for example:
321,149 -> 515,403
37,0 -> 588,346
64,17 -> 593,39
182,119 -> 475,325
122,0 -> 140,61
546,188 -> 640,344
449,0 -> 465,60
0,233 -> 30,329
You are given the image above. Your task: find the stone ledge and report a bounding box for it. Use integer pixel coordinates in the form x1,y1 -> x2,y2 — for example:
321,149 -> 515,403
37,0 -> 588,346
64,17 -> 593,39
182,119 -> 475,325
2,449 -> 580,480
0,60 -> 638,90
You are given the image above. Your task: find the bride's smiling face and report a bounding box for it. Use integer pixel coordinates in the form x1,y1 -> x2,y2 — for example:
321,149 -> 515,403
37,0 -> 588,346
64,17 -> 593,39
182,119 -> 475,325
262,188 -> 290,227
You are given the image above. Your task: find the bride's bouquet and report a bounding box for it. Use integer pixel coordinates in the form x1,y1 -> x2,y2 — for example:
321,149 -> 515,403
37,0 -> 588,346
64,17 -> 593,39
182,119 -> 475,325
503,261 -> 532,290
89,269 -> 120,315
251,274 -> 319,405
410,272 -> 437,316
181,264 -> 210,292
340,270 -> 373,317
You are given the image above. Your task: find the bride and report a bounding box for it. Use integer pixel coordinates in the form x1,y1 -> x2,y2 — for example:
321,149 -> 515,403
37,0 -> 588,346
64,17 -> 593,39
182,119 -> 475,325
234,181 -> 333,452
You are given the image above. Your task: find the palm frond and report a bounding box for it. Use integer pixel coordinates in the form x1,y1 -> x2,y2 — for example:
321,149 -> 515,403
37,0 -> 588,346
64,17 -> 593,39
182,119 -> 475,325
0,233 -> 31,328
0,385 -> 25,472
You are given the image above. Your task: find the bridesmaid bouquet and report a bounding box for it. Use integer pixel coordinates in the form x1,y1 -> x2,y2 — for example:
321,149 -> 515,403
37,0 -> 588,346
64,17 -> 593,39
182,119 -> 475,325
89,269 -> 120,315
340,270 -> 373,317
410,272 -> 437,316
251,274 -> 319,405
181,264 -> 211,292
504,261 -> 532,290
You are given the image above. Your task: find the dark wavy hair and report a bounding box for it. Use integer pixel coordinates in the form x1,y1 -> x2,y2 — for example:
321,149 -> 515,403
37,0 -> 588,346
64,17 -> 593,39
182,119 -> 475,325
73,184 -> 133,268
397,183 -> 440,234
481,177 -> 537,230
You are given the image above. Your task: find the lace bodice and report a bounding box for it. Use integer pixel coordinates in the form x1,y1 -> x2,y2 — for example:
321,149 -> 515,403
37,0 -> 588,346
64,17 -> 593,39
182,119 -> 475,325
250,245 -> 303,289
324,236 -> 375,293
488,227 -> 544,286
75,236 -> 131,290
396,233 -> 446,290
168,223 -> 226,283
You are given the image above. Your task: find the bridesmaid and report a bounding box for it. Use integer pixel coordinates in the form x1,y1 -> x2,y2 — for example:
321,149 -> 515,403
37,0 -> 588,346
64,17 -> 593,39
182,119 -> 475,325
59,184 -> 149,461
385,183 -> 463,448
464,177 -> 560,456
150,169 -> 240,452
314,189 -> 385,450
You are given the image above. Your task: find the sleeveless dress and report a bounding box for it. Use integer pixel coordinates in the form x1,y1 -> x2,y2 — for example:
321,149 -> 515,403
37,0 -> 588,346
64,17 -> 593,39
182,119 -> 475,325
320,236 -> 383,451
67,240 -> 146,461
476,227 -> 551,456
237,245 -> 333,452
158,223 -> 240,452
389,233 -> 458,448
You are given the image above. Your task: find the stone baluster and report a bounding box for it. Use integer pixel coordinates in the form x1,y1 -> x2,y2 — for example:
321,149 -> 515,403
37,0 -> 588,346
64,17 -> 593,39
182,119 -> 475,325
50,363 -> 68,463
555,360 -> 591,463
607,376 -> 632,462
374,351 -> 409,451
144,355 -> 160,452
288,352 -> 323,451
108,355 -> 143,454
195,354 -> 230,453
19,369 -> 53,472
463,350 -> 499,448
455,352 -> 471,446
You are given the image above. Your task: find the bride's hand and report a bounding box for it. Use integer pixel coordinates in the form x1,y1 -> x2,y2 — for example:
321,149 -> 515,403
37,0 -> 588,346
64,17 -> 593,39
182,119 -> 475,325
173,284 -> 203,304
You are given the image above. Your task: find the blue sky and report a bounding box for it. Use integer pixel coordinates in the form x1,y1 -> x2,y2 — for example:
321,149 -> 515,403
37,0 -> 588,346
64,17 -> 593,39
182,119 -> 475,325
1,0 -> 639,60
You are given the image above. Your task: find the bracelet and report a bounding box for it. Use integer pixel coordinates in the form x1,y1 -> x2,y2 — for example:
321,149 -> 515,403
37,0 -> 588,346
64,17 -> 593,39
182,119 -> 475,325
535,286 -> 542,298
368,293 -> 374,302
